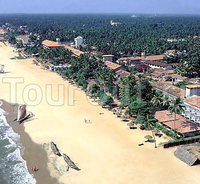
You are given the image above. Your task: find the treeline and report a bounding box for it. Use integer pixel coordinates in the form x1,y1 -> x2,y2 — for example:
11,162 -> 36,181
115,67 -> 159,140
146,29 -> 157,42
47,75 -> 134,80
2,14 -> 200,57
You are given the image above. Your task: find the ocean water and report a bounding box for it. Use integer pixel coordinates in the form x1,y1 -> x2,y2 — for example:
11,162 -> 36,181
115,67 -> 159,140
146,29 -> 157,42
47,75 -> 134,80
0,106 -> 36,184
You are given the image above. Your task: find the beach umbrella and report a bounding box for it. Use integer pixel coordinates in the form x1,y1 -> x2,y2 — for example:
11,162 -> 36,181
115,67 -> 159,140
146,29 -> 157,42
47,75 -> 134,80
152,129 -> 160,136
152,129 -> 160,134
116,112 -> 121,117
125,114 -> 130,119
144,135 -> 153,142
112,109 -> 116,114
127,121 -> 134,127
121,115 -> 126,121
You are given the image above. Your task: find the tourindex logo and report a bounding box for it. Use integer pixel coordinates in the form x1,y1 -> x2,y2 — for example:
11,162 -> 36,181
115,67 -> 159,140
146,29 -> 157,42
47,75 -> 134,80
2,77 -> 134,107
2,77 -> 98,107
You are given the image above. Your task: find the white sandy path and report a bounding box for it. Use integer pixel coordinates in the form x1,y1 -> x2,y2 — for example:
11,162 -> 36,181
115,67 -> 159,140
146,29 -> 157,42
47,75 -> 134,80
0,43 -> 200,184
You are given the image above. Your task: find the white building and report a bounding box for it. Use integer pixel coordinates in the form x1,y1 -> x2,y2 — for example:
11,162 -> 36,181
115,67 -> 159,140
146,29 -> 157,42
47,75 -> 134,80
145,61 -> 172,70
185,84 -> 200,98
103,55 -> 114,62
74,36 -> 83,48
17,35 -> 30,46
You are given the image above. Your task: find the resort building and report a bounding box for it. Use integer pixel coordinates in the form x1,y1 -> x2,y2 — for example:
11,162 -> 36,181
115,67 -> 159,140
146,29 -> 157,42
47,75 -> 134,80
118,55 -> 164,66
164,50 -> 176,56
185,84 -> 200,98
155,110 -> 200,137
145,61 -> 172,70
103,55 -> 114,62
184,96 -> 200,123
141,55 -> 164,62
104,60 -> 126,72
42,40 -> 63,50
0,28 -> 6,37
150,70 -> 165,79
115,69 -> 130,79
64,45 -> 84,57
17,35 -> 30,46
118,57 -> 142,66
74,36 -> 83,48
110,20 -> 121,26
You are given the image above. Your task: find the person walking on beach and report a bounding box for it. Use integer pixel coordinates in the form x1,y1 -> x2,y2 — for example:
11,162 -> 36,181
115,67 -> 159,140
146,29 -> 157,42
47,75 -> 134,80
31,166 -> 38,172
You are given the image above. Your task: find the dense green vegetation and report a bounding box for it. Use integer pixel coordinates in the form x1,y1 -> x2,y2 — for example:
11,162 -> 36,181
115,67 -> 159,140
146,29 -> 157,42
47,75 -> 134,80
2,14 -> 200,57
2,14 -> 199,139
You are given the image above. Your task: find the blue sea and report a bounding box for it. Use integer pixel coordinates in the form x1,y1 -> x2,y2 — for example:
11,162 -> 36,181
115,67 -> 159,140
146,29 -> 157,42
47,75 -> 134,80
0,107 -> 36,184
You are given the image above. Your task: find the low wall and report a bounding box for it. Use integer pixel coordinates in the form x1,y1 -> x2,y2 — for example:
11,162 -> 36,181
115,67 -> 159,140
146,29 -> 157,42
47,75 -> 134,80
163,137 -> 200,148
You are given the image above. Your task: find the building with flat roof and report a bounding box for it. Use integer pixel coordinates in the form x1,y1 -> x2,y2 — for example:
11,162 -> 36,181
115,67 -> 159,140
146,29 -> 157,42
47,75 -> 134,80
186,84 -> 200,98
42,40 -> 63,50
103,55 -> 114,62
74,36 -> 83,48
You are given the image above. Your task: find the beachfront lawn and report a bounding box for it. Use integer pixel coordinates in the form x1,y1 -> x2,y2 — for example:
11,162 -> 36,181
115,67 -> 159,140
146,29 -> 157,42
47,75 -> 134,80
10,56 -> 26,60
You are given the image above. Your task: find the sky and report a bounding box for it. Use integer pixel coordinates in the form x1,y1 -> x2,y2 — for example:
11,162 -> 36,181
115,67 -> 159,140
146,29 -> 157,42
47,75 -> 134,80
0,0 -> 200,14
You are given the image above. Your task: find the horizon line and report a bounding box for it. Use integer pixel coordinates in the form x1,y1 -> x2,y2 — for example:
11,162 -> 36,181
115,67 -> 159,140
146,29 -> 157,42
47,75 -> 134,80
0,12 -> 200,16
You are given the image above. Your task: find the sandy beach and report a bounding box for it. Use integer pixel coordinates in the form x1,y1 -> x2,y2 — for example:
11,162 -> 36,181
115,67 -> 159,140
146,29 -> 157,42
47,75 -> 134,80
1,42 -> 200,184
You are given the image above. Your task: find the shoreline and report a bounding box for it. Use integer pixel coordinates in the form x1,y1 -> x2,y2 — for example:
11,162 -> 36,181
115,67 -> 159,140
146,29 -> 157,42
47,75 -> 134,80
1,99 -> 58,184
1,42 -> 200,183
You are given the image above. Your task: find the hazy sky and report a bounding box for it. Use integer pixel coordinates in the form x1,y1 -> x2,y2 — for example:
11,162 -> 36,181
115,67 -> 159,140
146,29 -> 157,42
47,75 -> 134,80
0,0 -> 200,14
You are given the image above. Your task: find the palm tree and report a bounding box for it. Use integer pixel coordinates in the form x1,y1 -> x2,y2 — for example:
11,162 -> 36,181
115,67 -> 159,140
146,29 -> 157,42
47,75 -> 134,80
168,98 -> 184,130
145,114 -> 157,148
151,91 -> 163,107
161,95 -> 171,108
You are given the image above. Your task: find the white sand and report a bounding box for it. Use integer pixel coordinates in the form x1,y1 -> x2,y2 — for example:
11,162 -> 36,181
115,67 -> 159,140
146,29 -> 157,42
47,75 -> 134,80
0,42 -> 200,184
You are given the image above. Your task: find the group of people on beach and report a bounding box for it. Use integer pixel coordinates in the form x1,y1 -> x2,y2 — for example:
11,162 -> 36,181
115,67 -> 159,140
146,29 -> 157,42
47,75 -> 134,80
84,118 -> 91,123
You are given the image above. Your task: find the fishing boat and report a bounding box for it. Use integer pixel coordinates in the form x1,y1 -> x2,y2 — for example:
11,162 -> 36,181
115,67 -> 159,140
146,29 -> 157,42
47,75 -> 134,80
63,153 -> 80,171
16,105 -> 34,123
51,142 -> 61,156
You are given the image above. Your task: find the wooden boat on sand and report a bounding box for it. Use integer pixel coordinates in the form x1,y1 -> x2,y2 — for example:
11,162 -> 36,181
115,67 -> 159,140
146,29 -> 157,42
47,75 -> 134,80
63,153 -> 80,171
51,142 -> 61,156
16,105 -> 34,123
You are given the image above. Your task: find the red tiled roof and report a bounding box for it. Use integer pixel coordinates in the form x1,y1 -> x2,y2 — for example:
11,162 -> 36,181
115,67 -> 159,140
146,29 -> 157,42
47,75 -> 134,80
64,45 -> 84,56
142,55 -> 164,61
17,35 -> 29,40
42,40 -> 62,48
103,55 -> 114,57
151,70 -> 164,76
165,50 -> 175,53
145,60 -> 169,67
118,57 -> 142,61
179,77 -> 188,81
115,69 -> 130,77
119,55 -> 164,62
186,84 -> 200,89
169,74 -> 180,78
184,96 -> 200,109
104,60 -> 122,70
155,110 -> 200,134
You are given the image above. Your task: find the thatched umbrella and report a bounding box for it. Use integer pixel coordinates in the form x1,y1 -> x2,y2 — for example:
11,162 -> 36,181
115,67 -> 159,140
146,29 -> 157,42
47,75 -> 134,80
118,108 -> 122,113
152,129 -> 160,135
125,114 -> 130,119
116,112 -> 121,117
112,109 -> 117,114
97,100 -> 101,105
127,120 -> 134,127
121,115 -> 126,121
144,135 -> 153,142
